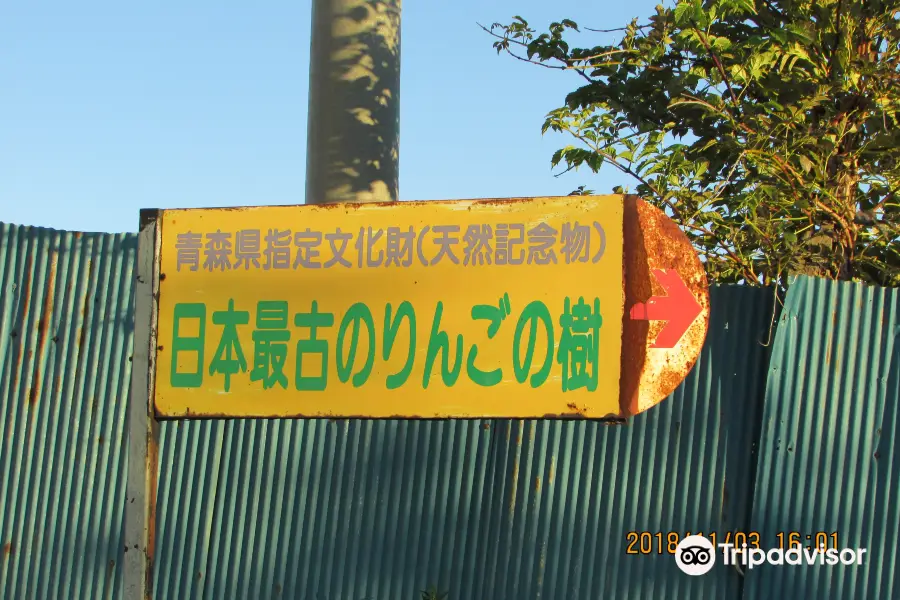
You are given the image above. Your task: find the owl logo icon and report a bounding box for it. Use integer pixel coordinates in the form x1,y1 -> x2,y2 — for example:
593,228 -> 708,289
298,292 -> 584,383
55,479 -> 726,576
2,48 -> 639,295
675,535 -> 716,576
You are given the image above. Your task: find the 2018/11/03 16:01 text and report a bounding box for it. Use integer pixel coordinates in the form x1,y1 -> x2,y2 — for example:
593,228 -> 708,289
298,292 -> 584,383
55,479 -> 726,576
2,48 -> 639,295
625,531 -> 843,555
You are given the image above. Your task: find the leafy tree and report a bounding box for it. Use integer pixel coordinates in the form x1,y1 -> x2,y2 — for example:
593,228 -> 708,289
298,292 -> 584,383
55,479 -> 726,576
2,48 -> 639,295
485,0 -> 900,286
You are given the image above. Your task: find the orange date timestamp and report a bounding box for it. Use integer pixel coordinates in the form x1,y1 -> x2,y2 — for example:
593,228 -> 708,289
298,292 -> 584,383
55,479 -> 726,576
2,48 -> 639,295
625,531 -> 842,555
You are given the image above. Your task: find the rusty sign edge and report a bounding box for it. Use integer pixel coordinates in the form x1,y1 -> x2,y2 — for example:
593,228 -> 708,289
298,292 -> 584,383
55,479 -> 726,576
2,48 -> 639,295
621,196 -> 711,417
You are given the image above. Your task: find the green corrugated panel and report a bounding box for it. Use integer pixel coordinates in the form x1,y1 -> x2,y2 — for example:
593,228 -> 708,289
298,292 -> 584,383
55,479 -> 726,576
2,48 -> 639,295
0,222 -> 135,600
151,284 -> 776,599
153,416 -> 503,599
746,276 -> 899,599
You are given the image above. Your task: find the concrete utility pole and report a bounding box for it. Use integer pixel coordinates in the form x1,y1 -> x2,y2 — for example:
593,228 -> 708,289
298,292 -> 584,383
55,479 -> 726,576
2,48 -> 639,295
306,0 -> 401,205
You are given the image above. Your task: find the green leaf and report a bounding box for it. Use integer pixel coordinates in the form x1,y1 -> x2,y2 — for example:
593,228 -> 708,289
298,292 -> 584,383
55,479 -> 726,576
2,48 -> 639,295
712,36 -> 732,52
674,1 -> 693,25
692,0 -> 706,24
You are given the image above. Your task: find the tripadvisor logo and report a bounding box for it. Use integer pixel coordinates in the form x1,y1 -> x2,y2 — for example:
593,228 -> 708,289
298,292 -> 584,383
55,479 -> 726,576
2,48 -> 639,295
674,534 -> 867,575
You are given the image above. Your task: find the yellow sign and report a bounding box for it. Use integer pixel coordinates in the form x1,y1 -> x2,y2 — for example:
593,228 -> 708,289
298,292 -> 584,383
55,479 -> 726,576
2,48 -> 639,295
152,196 -> 624,418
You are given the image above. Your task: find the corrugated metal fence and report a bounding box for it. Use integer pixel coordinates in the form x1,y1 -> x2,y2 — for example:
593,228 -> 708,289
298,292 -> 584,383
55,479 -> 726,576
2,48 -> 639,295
746,277 -> 900,599
0,221 -> 896,599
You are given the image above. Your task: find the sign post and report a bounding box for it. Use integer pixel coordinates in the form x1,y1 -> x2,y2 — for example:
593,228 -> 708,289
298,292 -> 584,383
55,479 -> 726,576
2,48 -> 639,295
123,213 -> 161,600
145,194 -> 708,421
124,193 -> 709,597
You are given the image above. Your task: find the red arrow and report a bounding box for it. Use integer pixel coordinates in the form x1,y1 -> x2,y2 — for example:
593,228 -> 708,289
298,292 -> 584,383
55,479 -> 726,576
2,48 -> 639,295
629,269 -> 702,349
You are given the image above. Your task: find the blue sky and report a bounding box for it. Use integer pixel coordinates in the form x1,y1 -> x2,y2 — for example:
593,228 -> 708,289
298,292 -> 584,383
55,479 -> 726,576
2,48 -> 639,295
1,1 -> 663,234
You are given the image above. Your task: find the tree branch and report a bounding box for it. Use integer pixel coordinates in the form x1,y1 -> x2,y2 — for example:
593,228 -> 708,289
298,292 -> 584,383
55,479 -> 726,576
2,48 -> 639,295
479,22 -> 529,47
692,27 -> 741,110
584,24 -> 651,33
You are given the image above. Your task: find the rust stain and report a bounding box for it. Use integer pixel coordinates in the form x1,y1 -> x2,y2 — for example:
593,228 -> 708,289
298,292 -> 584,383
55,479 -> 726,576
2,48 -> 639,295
565,402 -> 589,417
534,476 -> 541,491
539,412 -> 589,420
11,347 -> 20,391
621,196 -> 710,416
470,196 -> 534,207
78,260 -> 94,349
11,255 -> 33,395
80,288 -> 91,319
537,546 -> 546,587
482,422 -> 490,430
508,459 -> 519,514
20,256 -> 33,315
27,255 -> 58,405
215,206 -> 260,213
620,197 -> 650,417
548,457 -> 555,483
147,427 -> 160,572
2,542 -> 12,556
